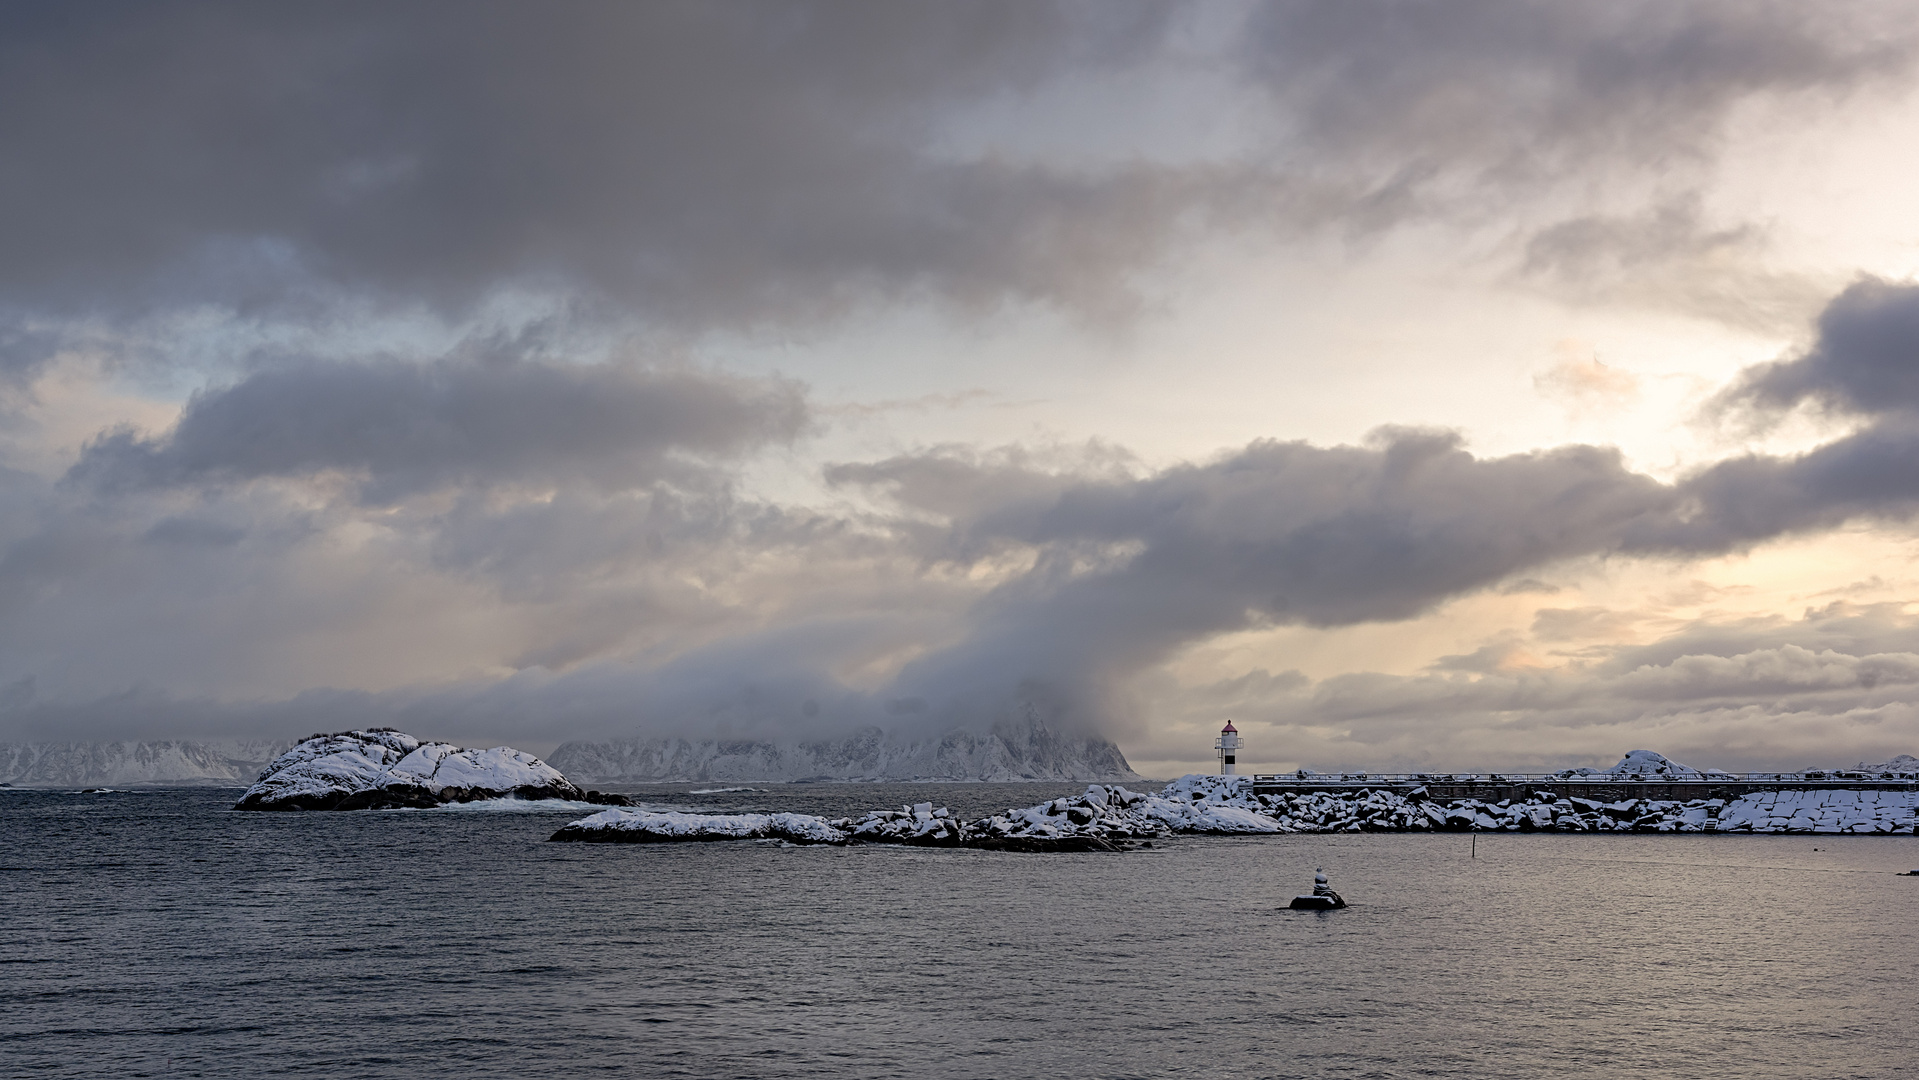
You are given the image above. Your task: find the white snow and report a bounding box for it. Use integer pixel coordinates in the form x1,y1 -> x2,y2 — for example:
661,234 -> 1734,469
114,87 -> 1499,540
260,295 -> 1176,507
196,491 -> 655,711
548,757 -> 1919,844
560,808 -> 850,843
1856,755 -> 1919,777
238,729 -> 575,808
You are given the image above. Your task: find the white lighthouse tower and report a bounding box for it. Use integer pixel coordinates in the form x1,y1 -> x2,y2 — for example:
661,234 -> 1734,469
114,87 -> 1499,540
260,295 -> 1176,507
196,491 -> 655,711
1215,721 -> 1241,776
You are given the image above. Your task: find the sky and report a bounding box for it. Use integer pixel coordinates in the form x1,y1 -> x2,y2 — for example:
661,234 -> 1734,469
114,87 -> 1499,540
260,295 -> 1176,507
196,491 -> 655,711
5,0 -> 1919,775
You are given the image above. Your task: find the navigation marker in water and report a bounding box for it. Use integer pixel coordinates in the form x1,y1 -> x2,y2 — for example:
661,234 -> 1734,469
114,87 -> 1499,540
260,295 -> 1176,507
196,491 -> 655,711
1289,867 -> 1347,910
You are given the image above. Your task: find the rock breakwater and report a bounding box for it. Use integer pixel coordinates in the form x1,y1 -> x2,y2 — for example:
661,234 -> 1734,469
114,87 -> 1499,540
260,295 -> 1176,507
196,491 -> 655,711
549,771 -> 1919,846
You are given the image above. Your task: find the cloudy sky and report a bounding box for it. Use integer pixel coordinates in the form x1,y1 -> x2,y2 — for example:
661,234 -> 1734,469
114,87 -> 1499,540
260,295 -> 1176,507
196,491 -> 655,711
6,0 -> 1919,774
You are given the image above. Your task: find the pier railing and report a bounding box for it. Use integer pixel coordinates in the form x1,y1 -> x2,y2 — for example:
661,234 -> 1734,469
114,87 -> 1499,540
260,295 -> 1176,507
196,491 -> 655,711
1246,771 -> 1917,800
1250,771 -> 1917,784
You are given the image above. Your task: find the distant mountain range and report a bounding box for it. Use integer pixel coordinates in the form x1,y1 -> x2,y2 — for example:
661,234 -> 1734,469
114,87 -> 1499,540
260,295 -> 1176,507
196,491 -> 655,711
0,718 -> 1139,787
548,719 -> 1140,784
0,740 -> 287,787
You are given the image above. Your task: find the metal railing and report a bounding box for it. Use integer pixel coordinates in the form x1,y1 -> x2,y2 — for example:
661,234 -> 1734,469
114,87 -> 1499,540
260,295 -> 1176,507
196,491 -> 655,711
1249,771 -> 1919,784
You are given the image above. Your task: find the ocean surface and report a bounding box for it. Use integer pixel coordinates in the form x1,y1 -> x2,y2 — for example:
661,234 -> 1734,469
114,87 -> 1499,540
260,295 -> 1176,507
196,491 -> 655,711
3,783 -> 1916,1080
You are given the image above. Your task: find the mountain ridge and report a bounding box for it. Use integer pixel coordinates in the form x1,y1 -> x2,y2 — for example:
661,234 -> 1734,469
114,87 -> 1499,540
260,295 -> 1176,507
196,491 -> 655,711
548,720 -> 1139,783
0,740 -> 288,787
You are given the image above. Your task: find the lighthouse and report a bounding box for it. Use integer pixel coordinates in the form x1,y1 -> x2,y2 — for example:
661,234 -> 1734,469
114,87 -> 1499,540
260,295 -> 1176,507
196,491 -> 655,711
1215,721 -> 1241,775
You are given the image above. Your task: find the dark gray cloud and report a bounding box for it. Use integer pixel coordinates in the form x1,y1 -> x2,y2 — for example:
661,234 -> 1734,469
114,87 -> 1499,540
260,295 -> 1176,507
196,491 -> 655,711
68,356 -> 806,502
1721,278 -> 1919,416
0,1 -> 1905,337
15,277 -> 1919,753
1239,1 -> 1910,195
1226,1 -> 1915,324
6,0 -> 1919,766
825,273 -> 1919,739
0,0 -> 1179,326
1640,279 -> 1919,549
1631,418 -> 1919,551
820,430 -> 1681,740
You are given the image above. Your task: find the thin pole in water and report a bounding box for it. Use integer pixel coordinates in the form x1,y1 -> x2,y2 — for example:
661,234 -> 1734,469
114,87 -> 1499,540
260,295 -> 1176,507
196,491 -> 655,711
1471,830 -> 1477,858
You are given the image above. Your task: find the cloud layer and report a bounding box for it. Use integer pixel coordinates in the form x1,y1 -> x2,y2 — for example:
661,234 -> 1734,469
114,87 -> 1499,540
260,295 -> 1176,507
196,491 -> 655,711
1155,601 -> 1919,773
0,1 -> 1906,337
71,356 -> 807,501
2,5 -> 1918,770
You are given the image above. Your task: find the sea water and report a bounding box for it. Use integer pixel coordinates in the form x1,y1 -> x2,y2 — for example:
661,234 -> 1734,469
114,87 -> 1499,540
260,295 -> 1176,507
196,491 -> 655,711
3,785 -> 1915,1079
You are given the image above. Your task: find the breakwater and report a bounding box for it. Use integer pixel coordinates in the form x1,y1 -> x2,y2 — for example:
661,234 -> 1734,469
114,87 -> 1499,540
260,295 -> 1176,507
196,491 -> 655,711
1243,784 -> 1918,834
550,773 -> 1919,842
1251,772 -> 1919,804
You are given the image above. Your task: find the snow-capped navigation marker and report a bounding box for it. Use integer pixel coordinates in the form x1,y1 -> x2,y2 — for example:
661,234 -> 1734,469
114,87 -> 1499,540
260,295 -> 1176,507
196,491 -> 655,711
1289,867 -> 1346,910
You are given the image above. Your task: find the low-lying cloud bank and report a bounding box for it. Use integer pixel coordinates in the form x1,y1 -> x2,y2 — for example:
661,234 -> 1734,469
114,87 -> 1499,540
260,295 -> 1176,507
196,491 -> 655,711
5,280 -> 1919,770
1146,602 -> 1919,774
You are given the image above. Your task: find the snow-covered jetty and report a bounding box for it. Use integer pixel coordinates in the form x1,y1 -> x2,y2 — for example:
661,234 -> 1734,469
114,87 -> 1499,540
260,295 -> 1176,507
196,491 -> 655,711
549,796 -> 1151,850
549,782 -> 1280,849
234,729 -> 630,811
548,752 -> 1919,847
1250,750 -> 1919,804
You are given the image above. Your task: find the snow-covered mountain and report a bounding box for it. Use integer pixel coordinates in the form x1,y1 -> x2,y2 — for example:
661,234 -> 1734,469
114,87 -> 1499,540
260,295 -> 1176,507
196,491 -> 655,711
1857,755 -> 1919,776
548,719 -> 1139,783
0,740 -> 286,787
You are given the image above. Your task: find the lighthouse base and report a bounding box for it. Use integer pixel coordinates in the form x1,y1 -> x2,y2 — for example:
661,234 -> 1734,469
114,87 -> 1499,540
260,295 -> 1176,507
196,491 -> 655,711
1289,892 -> 1346,910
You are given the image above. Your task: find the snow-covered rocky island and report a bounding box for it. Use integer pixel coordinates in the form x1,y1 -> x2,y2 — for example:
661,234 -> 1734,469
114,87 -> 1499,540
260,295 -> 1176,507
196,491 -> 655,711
548,750 -> 1919,847
234,729 -> 631,811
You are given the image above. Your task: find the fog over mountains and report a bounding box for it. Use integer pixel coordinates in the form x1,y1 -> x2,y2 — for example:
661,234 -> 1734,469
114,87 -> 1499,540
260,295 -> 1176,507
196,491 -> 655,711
0,741 -> 286,787
0,717 -> 1136,787
550,717 -> 1139,784
6,5 -> 1919,773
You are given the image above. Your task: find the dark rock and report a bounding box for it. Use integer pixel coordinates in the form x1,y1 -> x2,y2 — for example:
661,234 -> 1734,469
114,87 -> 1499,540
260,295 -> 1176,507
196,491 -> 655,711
963,835 -> 1126,853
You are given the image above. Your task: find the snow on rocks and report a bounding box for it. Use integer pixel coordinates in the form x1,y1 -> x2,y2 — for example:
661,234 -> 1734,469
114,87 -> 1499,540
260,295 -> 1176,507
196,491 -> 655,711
1171,776 -> 1919,835
235,729 -> 629,811
549,808 -> 849,844
1553,750 -> 1721,779
551,795 -> 1130,849
1854,755 -> 1919,778
546,768 -> 1919,847
968,786 -> 1179,847
551,783 -> 1288,848
1713,789 -> 1919,834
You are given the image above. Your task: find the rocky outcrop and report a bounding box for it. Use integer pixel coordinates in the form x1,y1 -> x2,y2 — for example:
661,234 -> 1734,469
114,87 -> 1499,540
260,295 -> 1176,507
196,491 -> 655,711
549,770 -> 1919,847
547,717 -> 1139,783
233,729 -> 631,811
0,740 -> 286,787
